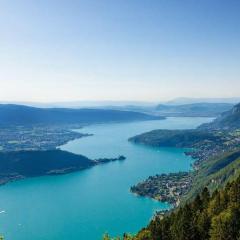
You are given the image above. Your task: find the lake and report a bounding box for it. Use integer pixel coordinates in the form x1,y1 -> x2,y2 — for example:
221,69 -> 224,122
0,117 -> 213,240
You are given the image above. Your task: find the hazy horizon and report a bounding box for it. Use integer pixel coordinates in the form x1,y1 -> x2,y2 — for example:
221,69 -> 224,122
1,97 -> 240,109
1,0 -> 240,102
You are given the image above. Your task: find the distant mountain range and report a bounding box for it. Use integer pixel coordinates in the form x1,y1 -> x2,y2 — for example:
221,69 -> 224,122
165,97 -> 240,105
95,102 -> 234,117
0,101 -> 157,108
200,102 -> 240,130
1,97 -> 239,109
130,102 -> 240,146
155,103 -> 233,117
0,104 -> 162,126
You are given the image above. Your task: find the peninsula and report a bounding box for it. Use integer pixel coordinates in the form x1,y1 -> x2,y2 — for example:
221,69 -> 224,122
0,149 -> 126,185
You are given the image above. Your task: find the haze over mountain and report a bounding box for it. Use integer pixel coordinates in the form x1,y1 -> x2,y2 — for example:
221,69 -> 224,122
1,98 -> 239,109
0,101 -> 157,109
165,97 -> 240,105
130,102 -> 240,147
101,102 -> 234,117
200,102 -> 240,130
0,104 -> 162,126
155,103 -> 233,117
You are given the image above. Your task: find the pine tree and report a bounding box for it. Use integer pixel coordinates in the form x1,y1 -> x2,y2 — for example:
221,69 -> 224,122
201,187 -> 210,209
197,210 -> 210,240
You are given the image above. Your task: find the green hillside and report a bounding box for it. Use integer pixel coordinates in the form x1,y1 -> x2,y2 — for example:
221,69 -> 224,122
185,149 -> 240,202
0,150 -> 126,185
104,174 -> 240,240
0,150 -> 95,185
137,174 -> 240,240
129,129 -> 220,148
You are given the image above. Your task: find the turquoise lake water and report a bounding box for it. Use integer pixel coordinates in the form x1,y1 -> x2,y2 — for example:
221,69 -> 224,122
0,117 -> 213,240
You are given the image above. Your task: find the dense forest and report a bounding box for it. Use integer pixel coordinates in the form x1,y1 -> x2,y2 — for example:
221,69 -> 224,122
0,150 -> 94,185
103,174 -> 240,240
129,129 -> 220,148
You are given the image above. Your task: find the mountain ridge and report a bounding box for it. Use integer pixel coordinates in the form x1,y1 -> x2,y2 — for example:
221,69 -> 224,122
199,103 -> 240,130
155,103 -> 233,117
0,104 -> 163,126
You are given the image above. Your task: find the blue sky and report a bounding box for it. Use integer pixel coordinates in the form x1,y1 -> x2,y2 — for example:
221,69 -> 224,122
0,0 -> 240,102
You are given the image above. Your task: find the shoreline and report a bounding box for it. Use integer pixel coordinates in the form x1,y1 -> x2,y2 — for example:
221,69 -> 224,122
130,170 -> 193,207
129,128 -> 240,207
0,150 -> 126,187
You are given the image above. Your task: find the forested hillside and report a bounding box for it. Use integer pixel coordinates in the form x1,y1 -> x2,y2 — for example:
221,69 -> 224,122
103,175 -> 240,240
0,150 -> 126,185
0,150 -> 94,185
